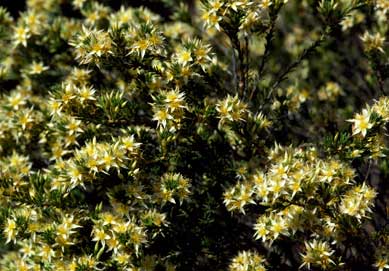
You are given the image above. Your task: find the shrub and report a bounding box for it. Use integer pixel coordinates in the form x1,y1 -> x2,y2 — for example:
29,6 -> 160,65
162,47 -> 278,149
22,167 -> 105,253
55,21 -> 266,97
0,0 -> 388,270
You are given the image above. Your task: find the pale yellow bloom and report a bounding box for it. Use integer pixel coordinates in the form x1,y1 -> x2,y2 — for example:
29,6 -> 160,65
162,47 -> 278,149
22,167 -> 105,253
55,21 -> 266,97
348,108 -> 373,137
4,218 -> 17,243
14,26 -> 30,47
28,61 -> 48,75
375,258 -> 389,271
92,227 -> 110,246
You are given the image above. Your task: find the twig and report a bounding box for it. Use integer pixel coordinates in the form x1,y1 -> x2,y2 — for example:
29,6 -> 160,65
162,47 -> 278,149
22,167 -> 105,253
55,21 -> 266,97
248,17 -> 277,101
236,38 -> 245,97
375,68 -> 386,95
244,36 -> 249,99
258,20 -> 276,80
364,159 -> 372,184
270,32 -> 327,92
231,45 -> 238,93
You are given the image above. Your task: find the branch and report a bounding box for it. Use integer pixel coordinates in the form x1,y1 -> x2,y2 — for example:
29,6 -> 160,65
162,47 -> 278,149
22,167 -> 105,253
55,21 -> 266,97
258,19 -> 277,80
248,5 -> 283,102
270,30 -> 328,92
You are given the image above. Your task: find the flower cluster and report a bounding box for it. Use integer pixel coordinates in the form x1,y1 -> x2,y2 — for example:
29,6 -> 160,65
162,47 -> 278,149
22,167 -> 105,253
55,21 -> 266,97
348,96 -> 389,138
361,31 -> 386,53
223,131 -> 386,269
201,0 -> 288,35
229,250 -> 267,271
71,27 -> 113,66
155,173 -> 191,205
339,183 -> 377,220
216,95 -> 248,124
300,240 -> 336,270
152,88 -> 188,132
317,82 -> 343,102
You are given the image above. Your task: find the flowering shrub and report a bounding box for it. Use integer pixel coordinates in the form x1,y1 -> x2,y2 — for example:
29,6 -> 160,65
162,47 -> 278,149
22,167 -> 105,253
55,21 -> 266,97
0,0 -> 388,270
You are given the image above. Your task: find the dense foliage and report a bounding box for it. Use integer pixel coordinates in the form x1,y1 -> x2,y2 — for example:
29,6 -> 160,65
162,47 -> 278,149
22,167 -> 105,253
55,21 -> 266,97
0,0 -> 388,270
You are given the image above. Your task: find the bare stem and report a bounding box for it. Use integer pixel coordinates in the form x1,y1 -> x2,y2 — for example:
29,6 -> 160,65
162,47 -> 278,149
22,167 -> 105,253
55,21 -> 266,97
270,32 -> 327,92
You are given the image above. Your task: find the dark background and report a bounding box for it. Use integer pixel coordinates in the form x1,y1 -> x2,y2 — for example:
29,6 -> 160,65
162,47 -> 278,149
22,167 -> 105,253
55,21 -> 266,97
1,0 -> 175,19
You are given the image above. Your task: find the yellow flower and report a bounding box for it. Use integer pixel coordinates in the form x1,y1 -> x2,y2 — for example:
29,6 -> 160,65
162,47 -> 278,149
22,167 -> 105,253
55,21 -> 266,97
101,212 -> 118,226
18,109 -> 34,130
113,6 -> 134,26
121,135 -> 141,152
106,236 -> 120,254
112,221 -> 128,234
375,258 -> 389,271
209,0 -> 224,11
339,183 -> 376,220
270,217 -> 288,240
153,109 -> 173,128
15,260 -> 30,271
73,0 -> 87,9
28,61 -> 48,75
229,251 -> 266,271
202,11 -> 221,31
20,242 -> 34,258
260,0 -> 273,9
300,240 -> 335,270
132,39 -> 150,58
176,49 -> 192,66
61,83 -> 76,104
164,89 -> 186,112
85,154 -> 99,174
48,99 -> 63,116
67,162 -> 84,187
92,227 -> 110,246
216,95 -> 248,123
347,108 -> 373,137
100,151 -> 118,172
254,221 -> 269,242
361,31 -> 385,53
66,118 -> 83,136
14,26 -> 30,47
7,92 -> 26,110
4,218 -> 17,243
114,252 -> 131,265
77,85 -> 96,104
